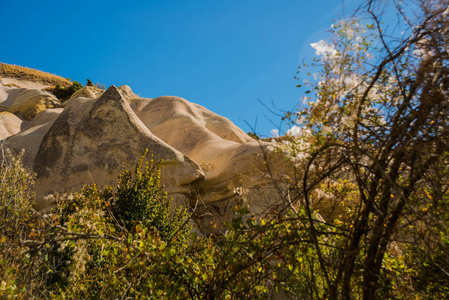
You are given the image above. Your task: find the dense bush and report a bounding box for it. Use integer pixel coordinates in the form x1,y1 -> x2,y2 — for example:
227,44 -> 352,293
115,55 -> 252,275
0,150 -> 325,299
1,148 -> 448,298
111,150 -> 190,242
51,80 -> 83,101
0,150 -> 198,298
0,149 -> 40,297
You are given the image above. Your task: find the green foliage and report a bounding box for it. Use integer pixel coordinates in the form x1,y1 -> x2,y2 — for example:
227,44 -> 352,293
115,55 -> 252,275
1,147 -> 447,298
51,80 -> 83,101
0,150 -> 196,298
111,150 -> 190,242
0,149 -> 35,240
0,149 -> 48,298
0,150 -> 316,298
86,78 -> 93,86
50,150 -> 193,297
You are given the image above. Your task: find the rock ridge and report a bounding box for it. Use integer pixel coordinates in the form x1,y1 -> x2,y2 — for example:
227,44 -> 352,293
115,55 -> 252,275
1,79 -> 293,234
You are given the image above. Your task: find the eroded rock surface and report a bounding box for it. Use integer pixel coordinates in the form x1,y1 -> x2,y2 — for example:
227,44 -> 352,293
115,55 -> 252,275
130,95 -> 293,233
33,86 -> 204,210
0,85 -> 60,120
2,80 -> 292,234
2,108 -> 63,168
0,111 -> 23,140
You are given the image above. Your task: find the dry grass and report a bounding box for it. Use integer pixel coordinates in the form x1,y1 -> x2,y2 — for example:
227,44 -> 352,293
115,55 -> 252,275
0,63 -> 72,88
2,83 -> 21,88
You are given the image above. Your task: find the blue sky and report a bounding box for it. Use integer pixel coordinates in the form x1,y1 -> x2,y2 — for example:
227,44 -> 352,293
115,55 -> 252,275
0,0 -> 358,137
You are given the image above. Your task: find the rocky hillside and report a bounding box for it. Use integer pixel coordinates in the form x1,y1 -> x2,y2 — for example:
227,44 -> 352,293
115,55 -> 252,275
0,63 -> 72,89
0,64 -> 292,235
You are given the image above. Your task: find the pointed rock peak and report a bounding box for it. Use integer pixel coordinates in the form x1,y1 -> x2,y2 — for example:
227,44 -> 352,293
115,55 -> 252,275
99,85 -> 124,102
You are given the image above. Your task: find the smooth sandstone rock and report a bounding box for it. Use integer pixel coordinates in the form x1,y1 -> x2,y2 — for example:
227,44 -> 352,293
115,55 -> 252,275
3,108 -> 63,168
0,111 -> 23,140
33,86 -> 205,210
0,86 -> 60,120
2,81 -> 293,234
130,95 -> 293,234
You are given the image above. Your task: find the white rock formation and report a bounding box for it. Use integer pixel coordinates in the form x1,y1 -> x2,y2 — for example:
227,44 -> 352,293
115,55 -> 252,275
33,86 -> 205,210
2,81 -> 293,234
0,85 -> 60,120
0,111 -> 23,140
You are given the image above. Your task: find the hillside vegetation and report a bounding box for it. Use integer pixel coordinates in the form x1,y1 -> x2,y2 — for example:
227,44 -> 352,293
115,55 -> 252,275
0,63 -> 72,87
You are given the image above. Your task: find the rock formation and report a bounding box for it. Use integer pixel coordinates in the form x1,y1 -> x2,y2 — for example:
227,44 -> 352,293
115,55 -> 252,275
0,111 -> 23,140
0,85 -> 60,120
1,72 -> 292,234
34,86 -> 204,210
130,95 -> 292,233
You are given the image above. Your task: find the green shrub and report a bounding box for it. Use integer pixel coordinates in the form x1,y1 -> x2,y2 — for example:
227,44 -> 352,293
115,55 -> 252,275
0,149 -> 195,298
51,80 -> 83,101
0,149 -> 48,298
0,149 -> 35,240
111,150 -> 190,242
48,151 -> 194,298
